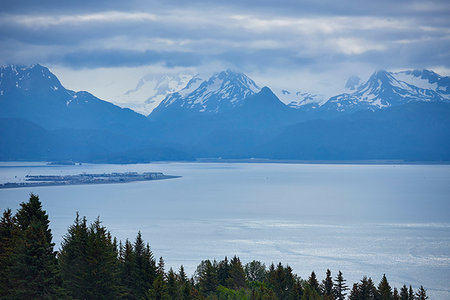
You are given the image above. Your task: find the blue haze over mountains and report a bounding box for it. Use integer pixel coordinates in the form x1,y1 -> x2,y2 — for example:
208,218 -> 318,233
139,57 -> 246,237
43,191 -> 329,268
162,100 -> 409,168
1,64 -> 449,162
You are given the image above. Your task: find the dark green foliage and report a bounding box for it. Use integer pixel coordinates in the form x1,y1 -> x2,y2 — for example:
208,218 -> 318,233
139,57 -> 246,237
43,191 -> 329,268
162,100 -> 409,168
196,259 -> 219,295
134,232 -> 157,298
400,285 -> 408,300
415,286 -> 428,300
227,256 -> 247,290
148,274 -> 169,300
158,256 -> 166,277
58,212 -> 89,299
245,260 -> 266,282
408,286 -> 414,300
83,218 -> 121,299
308,271 -> 320,294
167,268 -> 178,299
217,256 -> 231,287
377,274 -> 393,300
333,271 -> 348,300
349,283 -> 359,300
120,239 -> 136,298
266,262 -> 298,299
12,193 -> 65,299
0,208 -> 18,298
321,269 -> 334,298
393,288 -> 399,300
302,284 -> 322,300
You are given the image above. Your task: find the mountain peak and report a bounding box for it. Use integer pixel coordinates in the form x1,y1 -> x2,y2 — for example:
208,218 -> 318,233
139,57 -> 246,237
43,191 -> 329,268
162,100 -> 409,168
0,63 -> 66,96
149,70 -> 261,120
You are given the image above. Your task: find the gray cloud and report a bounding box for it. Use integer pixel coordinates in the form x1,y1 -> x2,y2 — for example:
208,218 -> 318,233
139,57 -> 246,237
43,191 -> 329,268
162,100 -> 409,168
1,0 -> 449,74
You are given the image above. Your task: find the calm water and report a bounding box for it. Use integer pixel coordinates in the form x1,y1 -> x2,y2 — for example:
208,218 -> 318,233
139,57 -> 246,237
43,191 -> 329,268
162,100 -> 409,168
0,162 -> 449,298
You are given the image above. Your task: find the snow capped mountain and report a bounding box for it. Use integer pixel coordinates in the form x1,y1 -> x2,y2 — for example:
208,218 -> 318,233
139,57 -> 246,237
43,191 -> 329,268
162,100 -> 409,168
149,70 -> 260,120
273,89 -> 326,111
393,69 -> 450,100
0,64 -> 70,98
113,73 -> 193,115
321,69 -> 446,113
0,64 -> 147,130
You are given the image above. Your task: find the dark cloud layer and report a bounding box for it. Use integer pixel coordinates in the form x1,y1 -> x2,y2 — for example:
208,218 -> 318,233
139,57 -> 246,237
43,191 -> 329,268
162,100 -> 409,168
1,0 -> 449,73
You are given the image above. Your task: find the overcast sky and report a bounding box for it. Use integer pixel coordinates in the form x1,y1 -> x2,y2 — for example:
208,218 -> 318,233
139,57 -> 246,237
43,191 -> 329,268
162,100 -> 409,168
1,0 -> 450,104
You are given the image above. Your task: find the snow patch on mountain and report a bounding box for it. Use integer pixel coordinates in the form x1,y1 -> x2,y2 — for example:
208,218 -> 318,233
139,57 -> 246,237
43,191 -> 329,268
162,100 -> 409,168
151,70 -> 261,118
113,73 -> 193,115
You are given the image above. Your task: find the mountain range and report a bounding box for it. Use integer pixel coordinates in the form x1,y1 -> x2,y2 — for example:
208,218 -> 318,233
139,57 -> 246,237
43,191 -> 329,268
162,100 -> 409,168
1,64 -> 449,162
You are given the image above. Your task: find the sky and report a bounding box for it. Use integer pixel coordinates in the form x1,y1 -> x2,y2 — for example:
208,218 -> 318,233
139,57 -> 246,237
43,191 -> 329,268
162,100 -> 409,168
1,0 -> 450,111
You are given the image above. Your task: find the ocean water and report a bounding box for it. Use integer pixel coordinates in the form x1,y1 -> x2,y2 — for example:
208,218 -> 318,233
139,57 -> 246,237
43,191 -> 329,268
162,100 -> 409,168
0,162 -> 449,298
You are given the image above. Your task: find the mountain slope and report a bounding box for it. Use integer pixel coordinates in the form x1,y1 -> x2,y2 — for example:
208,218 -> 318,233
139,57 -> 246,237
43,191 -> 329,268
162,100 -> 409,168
320,70 -> 446,113
257,101 -> 450,161
0,64 -> 149,134
149,70 -> 260,121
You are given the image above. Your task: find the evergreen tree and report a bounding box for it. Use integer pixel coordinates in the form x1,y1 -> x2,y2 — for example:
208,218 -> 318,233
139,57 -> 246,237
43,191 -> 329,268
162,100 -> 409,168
227,255 -> 247,290
178,265 -> 190,300
358,276 -> 377,300
149,274 -> 168,300
120,239 -> 136,298
158,256 -> 166,277
302,284 -> 322,300
0,209 -> 18,298
400,285 -> 408,300
133,231 -> 156,298
58,212 -> 89,299
415,286 -> 428,300
83,218 -> 121,299
217,256 -> 231,287
349,283 -> 359,300
321,269 -> 334,298
195,259 -> 218,295
308,271 -> 320,294
12,194 -> 65,299
393,288 -> 399,300
245,260 -> 266,282
179,265 -> 187,283
167,267 -> 178,299
333,270 -> 348,300
377,274 -> 393,300
408,286 -> 414,300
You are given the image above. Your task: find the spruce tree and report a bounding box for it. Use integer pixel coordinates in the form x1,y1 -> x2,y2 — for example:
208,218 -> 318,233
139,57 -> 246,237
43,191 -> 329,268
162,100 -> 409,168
308,271 -> 320,294
321,269 -> 334,298
149,274 -> 168,300
245,260 -> 266,282
227,256 -> 247,290
349,283 -> 359,300
167,267 -> 178,299
400,285 -> 408,300
158,256 -> 166,277
120,239 -> 136,298
133,231 -> 156,298
377,274 -> 393,300
13,193 -> 65,299
58,212 -> 89,299
83,218 -> 121,299
217,256 -> 231,287
393,288 -> 399,300
196,259 -> 218,295
0,209 -> 18,297
408,286 -> 414,300
333,270 -> 348,300
415,286 -> 428,300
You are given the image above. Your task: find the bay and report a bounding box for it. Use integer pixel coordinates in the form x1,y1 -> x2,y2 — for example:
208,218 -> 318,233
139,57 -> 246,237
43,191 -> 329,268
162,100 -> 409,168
0,162 -> 449,298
